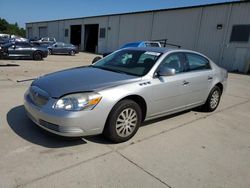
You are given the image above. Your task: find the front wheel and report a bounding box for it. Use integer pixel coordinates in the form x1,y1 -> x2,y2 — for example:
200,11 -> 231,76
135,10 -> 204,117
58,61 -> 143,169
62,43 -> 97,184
33,51 -> 42,61
202,86 -> 222,112
103,100 -> 142,143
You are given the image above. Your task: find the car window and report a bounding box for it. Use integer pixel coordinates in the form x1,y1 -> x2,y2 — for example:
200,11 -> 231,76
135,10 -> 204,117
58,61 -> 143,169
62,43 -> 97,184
55,42 -> 64,47
121,42 -> 141,48
185,53 -> 211,71
145,42 -> 160,47
15,42 -> 31,48
159,53 -> 185,74
138,52 -> 159,64
49,38 -> 55,42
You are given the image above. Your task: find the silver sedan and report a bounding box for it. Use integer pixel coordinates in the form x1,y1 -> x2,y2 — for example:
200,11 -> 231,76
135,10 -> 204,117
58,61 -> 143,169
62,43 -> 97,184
24,47 -> 228,143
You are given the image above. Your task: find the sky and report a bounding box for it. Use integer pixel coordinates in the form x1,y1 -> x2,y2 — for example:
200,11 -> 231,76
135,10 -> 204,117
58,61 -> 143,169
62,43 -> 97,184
0,0 -> 238,28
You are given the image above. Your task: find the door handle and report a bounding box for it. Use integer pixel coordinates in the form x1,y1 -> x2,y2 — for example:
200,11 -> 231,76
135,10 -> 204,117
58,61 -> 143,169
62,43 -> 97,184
208,76 -> 213,81
183,80 -> 189,85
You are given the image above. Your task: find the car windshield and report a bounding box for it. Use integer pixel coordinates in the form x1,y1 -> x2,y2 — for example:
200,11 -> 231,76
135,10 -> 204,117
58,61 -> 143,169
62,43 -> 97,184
92,49 -> 162,76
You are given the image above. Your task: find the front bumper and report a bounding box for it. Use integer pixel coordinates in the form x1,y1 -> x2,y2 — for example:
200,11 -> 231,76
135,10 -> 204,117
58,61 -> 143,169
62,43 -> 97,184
24,91 -> 105,137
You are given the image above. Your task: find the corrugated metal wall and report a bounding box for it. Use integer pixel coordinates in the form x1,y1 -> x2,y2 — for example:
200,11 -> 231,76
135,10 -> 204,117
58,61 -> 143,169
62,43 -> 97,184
106,16 -> 120,52
221,3 -> 250,72
196,5 -> 230,64
152,8 -> 201,50
26,2 -> 250,73
118,13 -> 153,46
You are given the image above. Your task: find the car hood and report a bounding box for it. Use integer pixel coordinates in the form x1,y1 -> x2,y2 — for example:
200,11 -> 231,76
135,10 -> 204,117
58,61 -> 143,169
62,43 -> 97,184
32,66 -> 140,98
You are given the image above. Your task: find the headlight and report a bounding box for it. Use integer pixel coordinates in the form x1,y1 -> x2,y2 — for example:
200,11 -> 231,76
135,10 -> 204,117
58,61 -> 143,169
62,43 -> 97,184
54,92 -> 102,111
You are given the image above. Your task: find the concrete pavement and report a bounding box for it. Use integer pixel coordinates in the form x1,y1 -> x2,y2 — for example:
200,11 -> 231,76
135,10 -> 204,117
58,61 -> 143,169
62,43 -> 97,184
0,53 -> 249,188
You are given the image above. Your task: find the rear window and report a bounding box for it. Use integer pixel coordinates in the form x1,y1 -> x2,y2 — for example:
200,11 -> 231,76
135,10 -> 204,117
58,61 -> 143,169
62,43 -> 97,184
186,53 -> 211,71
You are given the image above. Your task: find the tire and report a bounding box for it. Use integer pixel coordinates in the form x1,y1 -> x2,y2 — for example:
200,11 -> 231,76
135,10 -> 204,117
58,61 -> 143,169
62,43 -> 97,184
202,86 -> 221,112
103,99 -> 142,143
33,51 -> 43,61
69,50 -> 75,56
92,56 -> 102,64
48,49 -> 52,55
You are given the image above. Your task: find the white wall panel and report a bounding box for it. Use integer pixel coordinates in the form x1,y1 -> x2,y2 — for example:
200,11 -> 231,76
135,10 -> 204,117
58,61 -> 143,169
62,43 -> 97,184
196,5 -> 230,63
152,8 -> 200,50
118,13 -> 153,46
221,2 -> 250,72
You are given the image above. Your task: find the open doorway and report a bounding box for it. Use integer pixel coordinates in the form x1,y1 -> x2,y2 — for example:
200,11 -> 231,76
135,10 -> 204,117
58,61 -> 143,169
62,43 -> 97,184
84,24 -> 99,53
70,25 -> 82,48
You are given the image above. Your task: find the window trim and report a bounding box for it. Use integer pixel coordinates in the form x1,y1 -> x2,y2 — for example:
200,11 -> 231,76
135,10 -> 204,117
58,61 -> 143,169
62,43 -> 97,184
184,52 -> 212,73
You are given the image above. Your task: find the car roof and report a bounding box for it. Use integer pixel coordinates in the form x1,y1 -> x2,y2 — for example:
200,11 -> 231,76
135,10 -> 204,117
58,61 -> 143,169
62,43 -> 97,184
122,47 -> 174,53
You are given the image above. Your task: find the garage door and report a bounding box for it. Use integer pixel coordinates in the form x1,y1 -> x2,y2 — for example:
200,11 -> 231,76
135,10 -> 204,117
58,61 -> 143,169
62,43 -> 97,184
39,27 -> 47,38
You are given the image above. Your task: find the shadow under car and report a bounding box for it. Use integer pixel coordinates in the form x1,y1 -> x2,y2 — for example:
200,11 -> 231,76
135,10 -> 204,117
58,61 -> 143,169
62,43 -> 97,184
7,105 -> 86,148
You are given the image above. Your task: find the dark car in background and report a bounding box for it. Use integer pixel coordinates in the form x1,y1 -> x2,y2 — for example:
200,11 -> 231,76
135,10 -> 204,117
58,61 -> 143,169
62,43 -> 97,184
0,42 -> 48,60
47,42 -> 79,55
0,37 -> 10,46
38,37 -> 56,43
30,37 -> 56,46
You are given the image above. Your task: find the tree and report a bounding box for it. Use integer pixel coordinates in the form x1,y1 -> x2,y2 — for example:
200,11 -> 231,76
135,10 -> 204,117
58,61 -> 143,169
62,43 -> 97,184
0,18 -> 26,37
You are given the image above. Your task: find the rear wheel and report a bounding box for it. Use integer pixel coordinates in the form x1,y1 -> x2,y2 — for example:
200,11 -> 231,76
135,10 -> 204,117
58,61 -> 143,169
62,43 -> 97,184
48,49 -> 52,55
103,100 -> 142,143
33,51 -> 42,61
202,86 -> 221,112
69,50 -> 75,56
92,56 -> 102,64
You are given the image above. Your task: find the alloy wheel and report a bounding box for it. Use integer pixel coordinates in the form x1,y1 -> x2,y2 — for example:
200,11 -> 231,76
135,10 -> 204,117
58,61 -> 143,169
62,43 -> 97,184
210,90 -> 220,109
115,108 -> 138,137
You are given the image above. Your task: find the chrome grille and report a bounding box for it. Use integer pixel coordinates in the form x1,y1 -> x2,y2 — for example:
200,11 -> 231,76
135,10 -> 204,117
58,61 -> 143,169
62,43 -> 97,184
29,86 -> 49,106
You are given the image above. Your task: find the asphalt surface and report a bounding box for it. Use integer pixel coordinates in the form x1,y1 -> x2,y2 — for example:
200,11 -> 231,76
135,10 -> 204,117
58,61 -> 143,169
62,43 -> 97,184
0,53 -> 250,188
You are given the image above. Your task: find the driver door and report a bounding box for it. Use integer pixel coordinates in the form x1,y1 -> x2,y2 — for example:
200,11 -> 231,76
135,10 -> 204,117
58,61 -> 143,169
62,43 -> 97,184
149,53 -> 188,117
8,43 -> 30,57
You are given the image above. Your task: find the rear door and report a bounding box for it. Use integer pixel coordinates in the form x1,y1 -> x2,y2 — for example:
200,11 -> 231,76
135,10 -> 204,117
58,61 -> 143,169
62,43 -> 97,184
182,52 -> 214,106
61,43 -> 70,54
52,43 -> 64,54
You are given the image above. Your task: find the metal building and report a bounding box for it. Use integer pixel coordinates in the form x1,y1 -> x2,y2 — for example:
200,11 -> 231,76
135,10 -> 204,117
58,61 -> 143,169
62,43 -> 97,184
26,1 -> 250,73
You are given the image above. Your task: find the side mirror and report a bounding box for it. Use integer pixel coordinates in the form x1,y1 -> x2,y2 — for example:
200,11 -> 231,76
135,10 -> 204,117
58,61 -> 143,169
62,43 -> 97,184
92,56 -> 102,64
157,67 -> 176,77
